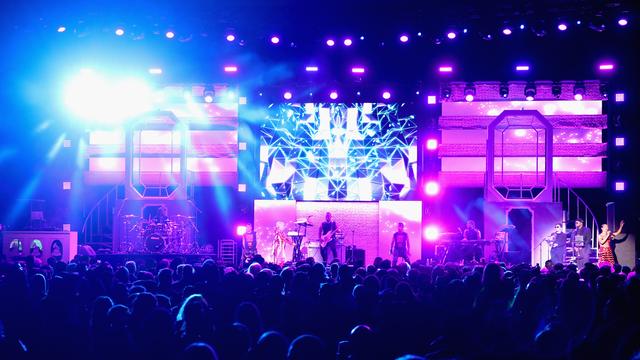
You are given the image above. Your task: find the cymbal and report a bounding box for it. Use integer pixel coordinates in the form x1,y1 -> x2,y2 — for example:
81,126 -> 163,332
175,214 -> 195,219
122,214 -> 138,218
499,224 -> 516,231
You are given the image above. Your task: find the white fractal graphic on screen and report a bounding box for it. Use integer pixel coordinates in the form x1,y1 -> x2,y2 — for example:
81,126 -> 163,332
260,103 -> 417,201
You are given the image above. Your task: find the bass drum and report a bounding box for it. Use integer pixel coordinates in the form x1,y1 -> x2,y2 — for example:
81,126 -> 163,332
145,233 -> 166,253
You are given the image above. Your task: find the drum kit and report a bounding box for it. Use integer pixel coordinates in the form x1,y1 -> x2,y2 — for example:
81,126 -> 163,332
120,214 -> 199,254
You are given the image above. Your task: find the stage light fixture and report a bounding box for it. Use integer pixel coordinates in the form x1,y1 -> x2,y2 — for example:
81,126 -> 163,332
552,82 -> 562,98
577,20 -> 582,25
426,139 -> 438,150
499,83 -> 509,98
351,67 -> 365,74
502,28 -> 512,35
382,91 -> 391,100
115,28 -> 125,36
599,64 -> 614,71
438,66 -> 453,73
165,31 -> 175,39
329,91 -> 338,100
573,82 -> 585,101
224,66 -> 238,72
427,95 -> 437,104
615,93 -> 624,102
515,65 -> 530,71
447,32 -> 456,39
442,86 -> 451,99
226,34 -> 236,42
270,36 -> 280,44
525,83 -> 536,101
615,137 -> 625,147
424,226 -> 440,241
425,181 -> 440,196
283,91 -> 292,100
520,24 -> 525,30
360,36 -> 365,40
618,18 -> 628,26
599,83 -> 608,99
344,38 -> 353,46
305,66 -> 318,72
236,225 -> 247,236
614,182 -> 625,191
400,34 -> 409,42
326,39 -> 335,46
463,28 -> 468,33
464,84 -> 475,102
558,23 -> 568,31
57,26 -> 66,33
148,68 -> 163,75
204,92 -> 214,103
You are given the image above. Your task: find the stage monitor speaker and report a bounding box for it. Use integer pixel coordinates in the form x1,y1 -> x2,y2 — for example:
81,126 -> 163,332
346,247 -> 365,266
2,231 -> 77,262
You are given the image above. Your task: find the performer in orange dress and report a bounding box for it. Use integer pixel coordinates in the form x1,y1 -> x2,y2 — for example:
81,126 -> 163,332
597,220 -> 624,264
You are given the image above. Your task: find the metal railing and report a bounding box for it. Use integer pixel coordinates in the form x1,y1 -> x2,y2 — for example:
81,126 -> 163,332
81,186 -> 119,246
553,175 -> 599,249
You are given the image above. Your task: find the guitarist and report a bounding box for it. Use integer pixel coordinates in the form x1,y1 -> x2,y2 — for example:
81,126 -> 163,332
242,223 -> 258,264
318,212 -> 338,263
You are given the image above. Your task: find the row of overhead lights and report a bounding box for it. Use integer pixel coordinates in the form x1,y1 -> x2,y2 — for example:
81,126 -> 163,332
55,16 -> 631,43
445,81 -> 613,102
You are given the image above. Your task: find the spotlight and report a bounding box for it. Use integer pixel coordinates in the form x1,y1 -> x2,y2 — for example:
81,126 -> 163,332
283,91 -> 292,100
351,67 -> 365,74
204,91 -> 215,103
426,139 -> 438,150
520,24 -> 525,30
326,39 -> 335,46
382,91 -> 391,100
614,181 -> 625,191
400,34 -> 409,42
464,83 -> 475,102
344,38 -> 353,46
305,66 -> 319,72
615,93 -> 625,102
447,32 -> 456,39
148,68 -> 163,75
438,66 -> 453,73
599,83 -> 608,99
525,83 -> 536,101
442,86 -> 452,99
165,31 -> 175,39
236,225 -> 247,236
427,95 -> 437,104
558,23 -> 568,31
425,181 -> 440,196
226,34 -> 236,42
463,28 -> 468,33
499,83 -> 509,98
577,20 -> 582,25
329,91 -> 338,100
515,65 -> 530,71
552,82 -> 562,98
57,26 -> 66,33
115,28 -> 125,36
615,137 -> 625,147
574,82 -> 585,101
424,226 -> 440,241
599,64 -> 614,71
270,36 -> 280,44
618,18 -> 628,26
224,66 -> 238,72
502,28 -> 512,35
360,36 -> 365,40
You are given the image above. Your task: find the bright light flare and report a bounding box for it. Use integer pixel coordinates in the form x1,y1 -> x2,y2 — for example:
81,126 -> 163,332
424,181 -> 440,196
424,226 -> 440,241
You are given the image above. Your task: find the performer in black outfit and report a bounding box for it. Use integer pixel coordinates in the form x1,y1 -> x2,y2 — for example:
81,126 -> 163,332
570,218 -> 592,267
462,220 -> 483,262
549,223 -> 567,264
242,223 -> 257,263
154,206 -> 169,223
390,222 -> 411,266
319,212 -> 338,263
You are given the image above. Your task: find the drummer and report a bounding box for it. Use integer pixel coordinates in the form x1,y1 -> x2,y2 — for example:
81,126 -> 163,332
154,206 -> 169,223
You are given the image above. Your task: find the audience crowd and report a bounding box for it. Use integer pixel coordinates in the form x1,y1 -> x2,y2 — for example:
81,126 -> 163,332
1,254 -> 639,360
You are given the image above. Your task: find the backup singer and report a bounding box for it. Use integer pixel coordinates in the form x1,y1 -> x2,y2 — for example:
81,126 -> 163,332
549,224 -> 567,264
571,218 -> 592,267
597,221 -> 624,264
273,221 -> 293,265
319,212 -> 338,263
242,223 -> 257,263
390,222 -> 411,266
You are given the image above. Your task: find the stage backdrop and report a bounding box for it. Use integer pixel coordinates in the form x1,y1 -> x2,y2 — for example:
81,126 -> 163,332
254,200 -> 421,265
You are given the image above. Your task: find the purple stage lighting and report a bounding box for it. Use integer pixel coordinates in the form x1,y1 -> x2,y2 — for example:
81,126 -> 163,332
351,67 -> 365,74
329,91 -> 338,100
382,91 -> 391,100
615,137 -> 625,147
574,93 -> 583,101
424,226 -> 440,241
465,94 -> 474,102
344,38 -> 353,46
426,139 -> 438,151
427,95 -> 437,105
599,64 -> 614,71
226,34 -> 236,42
115,28 -> 125,36
438,66 -> 453,73
283,91 -> 292,100
224,66 -> 238,72
615,182 -> 625,191
305,66 -> 318,72
447,32 -> 456,39
400,34 -> 409,42
558,23 -> 568,31
236,225 -> 247,236
516,65 -> 530,71
503,28 -> 512,35
270,36 -> 280,44
165,31 -> 175,39
326,39 -> 335,46
618,18 -> 628,26
615,93 -> 625,102
425,181 -> 440,196
57,26 -> 66,33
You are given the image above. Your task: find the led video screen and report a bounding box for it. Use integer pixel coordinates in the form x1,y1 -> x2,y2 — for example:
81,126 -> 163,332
260,103 -> 417,201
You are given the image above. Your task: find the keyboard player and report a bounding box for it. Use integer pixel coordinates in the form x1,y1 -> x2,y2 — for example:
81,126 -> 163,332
463,220 -> 483,262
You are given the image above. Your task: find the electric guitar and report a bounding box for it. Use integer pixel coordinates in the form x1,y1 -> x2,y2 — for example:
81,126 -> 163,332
320,226 -> 339,247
